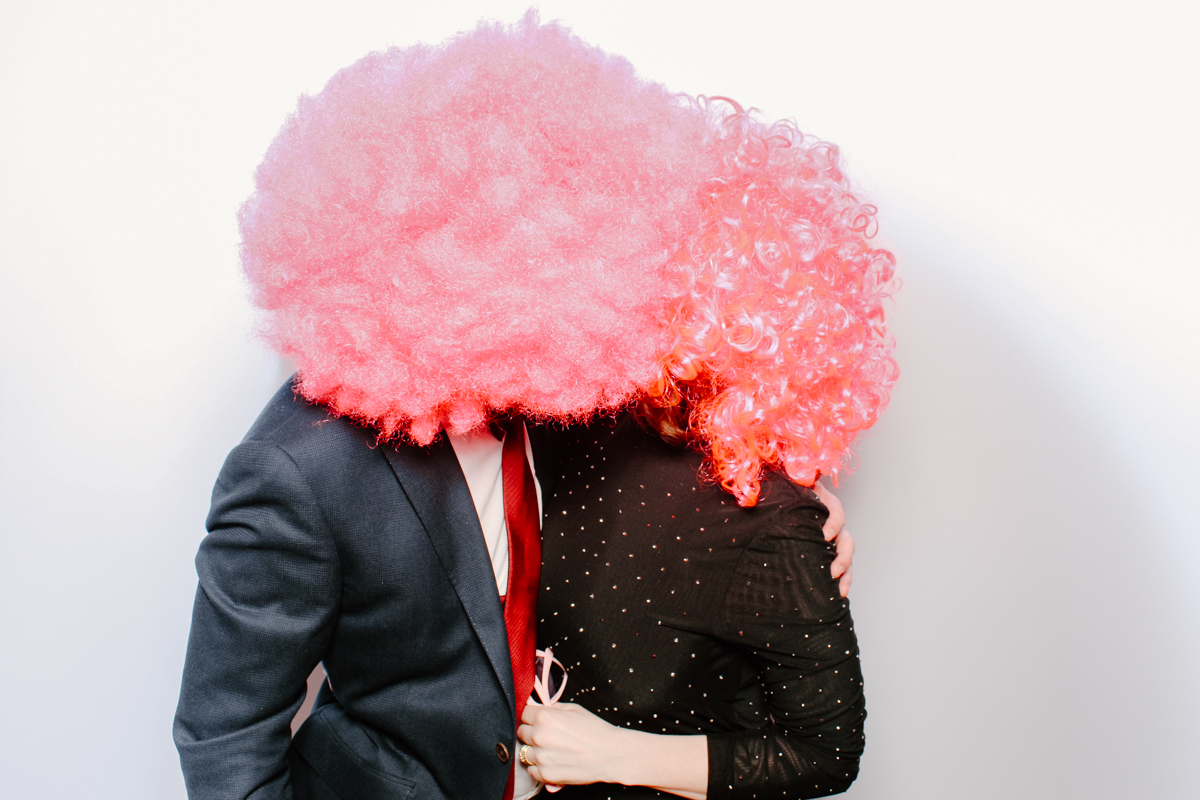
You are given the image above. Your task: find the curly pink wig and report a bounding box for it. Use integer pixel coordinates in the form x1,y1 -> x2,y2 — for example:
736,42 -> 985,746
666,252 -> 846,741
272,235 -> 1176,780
647,100 -> 898,505
240,11 -> 711,442
240,12 -> 896,502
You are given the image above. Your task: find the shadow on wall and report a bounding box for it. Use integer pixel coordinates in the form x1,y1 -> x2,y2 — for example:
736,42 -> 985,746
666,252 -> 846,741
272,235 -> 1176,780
836,263 -> 1199,799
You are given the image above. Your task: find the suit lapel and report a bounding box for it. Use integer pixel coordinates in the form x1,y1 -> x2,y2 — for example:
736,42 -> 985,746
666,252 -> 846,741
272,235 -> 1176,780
381,437 -> 515,715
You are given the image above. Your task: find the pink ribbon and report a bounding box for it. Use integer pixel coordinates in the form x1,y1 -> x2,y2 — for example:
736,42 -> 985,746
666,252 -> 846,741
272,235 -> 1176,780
531,647 -> 567,705
529,647 -> 567,793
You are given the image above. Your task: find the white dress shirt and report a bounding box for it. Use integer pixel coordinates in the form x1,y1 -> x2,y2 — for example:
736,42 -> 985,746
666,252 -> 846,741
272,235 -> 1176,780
447,424 -> 543,593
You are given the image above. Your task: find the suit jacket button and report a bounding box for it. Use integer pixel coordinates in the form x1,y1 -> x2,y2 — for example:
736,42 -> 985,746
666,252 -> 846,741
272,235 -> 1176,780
496,742 -> 510,763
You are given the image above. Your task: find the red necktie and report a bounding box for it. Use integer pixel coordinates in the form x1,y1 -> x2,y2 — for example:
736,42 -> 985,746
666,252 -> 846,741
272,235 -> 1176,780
501,419 -> 541,799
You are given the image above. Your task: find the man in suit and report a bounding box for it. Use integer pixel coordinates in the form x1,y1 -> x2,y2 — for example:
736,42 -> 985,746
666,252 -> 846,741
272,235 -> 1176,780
174,381 -> 558,799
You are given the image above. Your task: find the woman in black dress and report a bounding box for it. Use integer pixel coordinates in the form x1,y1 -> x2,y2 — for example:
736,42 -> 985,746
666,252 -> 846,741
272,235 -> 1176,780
518,412 -> 864,799
515,101 -> 895,799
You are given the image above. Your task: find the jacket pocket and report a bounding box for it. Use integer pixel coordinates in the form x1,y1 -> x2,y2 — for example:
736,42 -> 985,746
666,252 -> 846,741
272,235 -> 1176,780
292,704 -> 416,800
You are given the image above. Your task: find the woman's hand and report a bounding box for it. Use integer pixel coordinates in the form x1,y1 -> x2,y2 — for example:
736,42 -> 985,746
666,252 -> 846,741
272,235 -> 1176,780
517,703 -> 708,798
517,702 -> 628,787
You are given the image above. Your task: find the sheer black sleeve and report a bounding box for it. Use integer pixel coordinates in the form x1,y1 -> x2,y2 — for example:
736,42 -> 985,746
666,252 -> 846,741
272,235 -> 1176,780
706,503 -> 866,799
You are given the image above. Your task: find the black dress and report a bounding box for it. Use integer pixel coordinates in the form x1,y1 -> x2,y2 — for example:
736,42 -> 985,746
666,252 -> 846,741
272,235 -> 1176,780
537,413 -> 866,799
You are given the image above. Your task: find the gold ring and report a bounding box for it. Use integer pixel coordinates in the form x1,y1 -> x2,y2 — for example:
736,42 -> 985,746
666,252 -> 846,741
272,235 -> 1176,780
518,744 -> 533,767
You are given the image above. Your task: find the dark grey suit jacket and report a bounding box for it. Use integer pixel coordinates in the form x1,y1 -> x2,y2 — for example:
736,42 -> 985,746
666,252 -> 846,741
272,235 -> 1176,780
174,381 -> 559,799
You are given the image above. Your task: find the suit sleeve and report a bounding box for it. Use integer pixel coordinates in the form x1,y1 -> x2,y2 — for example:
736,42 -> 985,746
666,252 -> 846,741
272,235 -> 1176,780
174,441 -> 341,800
706,505 -> 867,799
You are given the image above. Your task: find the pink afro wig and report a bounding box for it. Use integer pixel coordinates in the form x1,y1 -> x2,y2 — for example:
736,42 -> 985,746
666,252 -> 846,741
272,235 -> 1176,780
240,12 -> 897,502
239,11 -> 712,443
646,100 -> 898,505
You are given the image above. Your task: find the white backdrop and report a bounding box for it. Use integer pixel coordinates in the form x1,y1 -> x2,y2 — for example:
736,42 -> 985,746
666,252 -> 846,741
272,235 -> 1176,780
1,2 -> 1196,798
